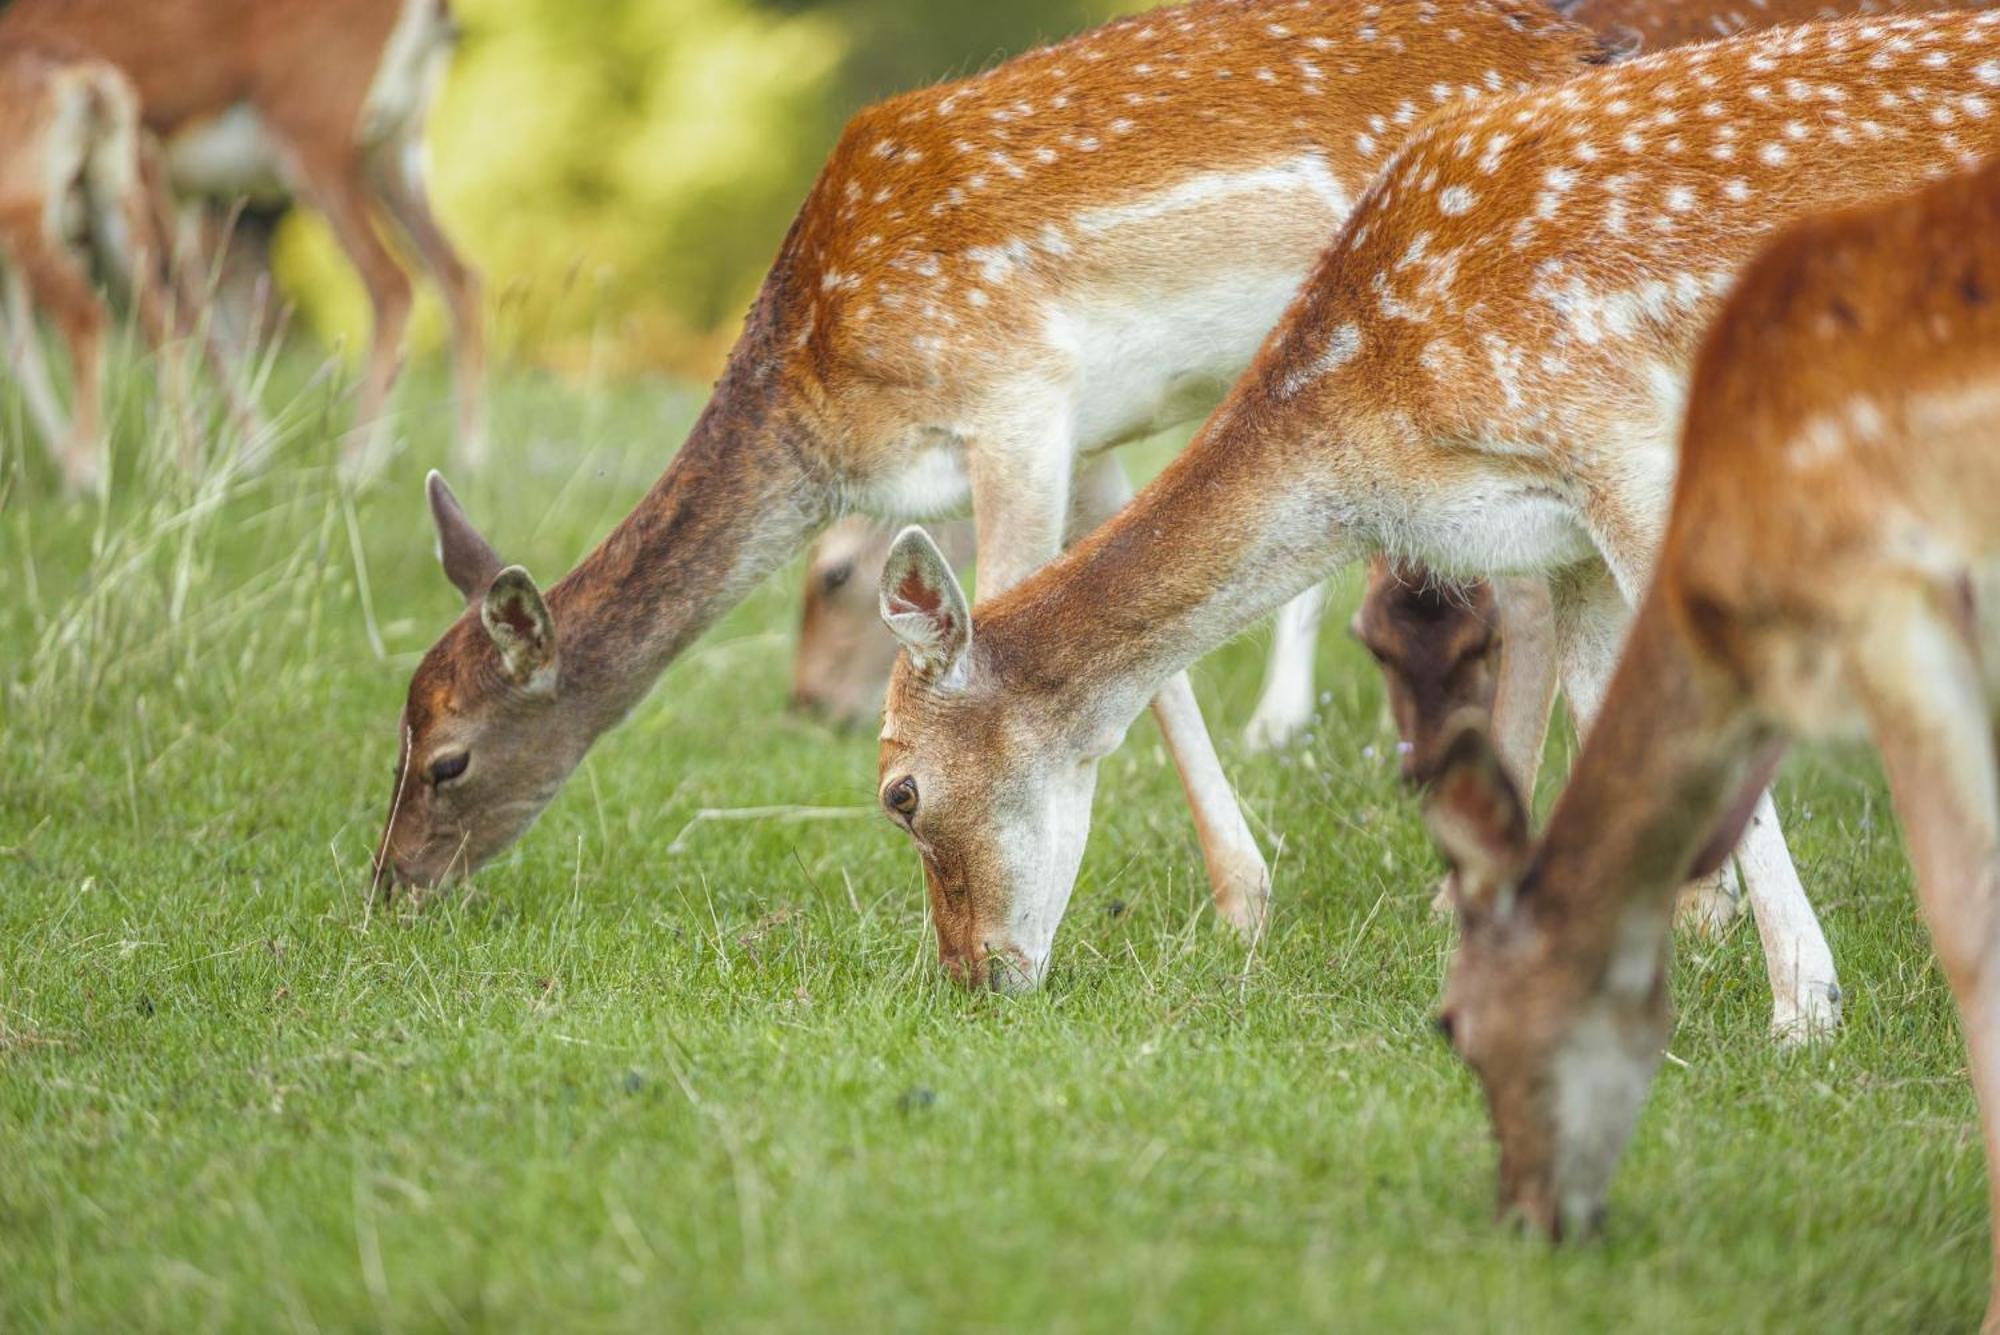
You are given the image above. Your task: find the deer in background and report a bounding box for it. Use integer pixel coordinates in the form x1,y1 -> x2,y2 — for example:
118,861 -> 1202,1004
870,12 -> 2000,1018
1423,153 -> 2000,1322
0,0 -> 487,471
0,42 -> 241,493
371,0 -> 1607,938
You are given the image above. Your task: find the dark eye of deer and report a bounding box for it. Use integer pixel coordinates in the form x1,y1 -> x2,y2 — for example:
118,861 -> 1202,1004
822,561 -> 855,594
430,752 -> 470,786
884,776 -> 919,818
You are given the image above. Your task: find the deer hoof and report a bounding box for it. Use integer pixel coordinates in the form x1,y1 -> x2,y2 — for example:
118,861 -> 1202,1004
1210,852 -> 1272,940
1771,978 -> 1843,1046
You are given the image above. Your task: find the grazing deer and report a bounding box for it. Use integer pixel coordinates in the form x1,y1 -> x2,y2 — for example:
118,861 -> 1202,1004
370,0 -> 1606,920
873,12 -> 2000,1016
1422,154 -> 2000,1318
0,0 -> 487,470
0,42 -> 216,493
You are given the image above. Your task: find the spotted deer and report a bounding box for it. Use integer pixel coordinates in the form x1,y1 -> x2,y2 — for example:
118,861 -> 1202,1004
0,42 -> 232,493
370,0 -> 1607,925
0,0 -> 487,470
795,0 -> 2000,769
874,12 -> 2000,1018
1422,154 -> 2000,1320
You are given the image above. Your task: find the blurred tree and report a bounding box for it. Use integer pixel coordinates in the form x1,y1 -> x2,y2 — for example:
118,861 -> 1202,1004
278,0 -> 1144,378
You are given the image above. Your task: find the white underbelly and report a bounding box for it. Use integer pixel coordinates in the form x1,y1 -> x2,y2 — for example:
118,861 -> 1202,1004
167,104 -> 288,201
1389,484 -> 1598,582
1059,266 -> 1308,451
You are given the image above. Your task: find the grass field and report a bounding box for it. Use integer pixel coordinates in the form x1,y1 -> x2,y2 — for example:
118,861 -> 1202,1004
0,361 -> 1988,1332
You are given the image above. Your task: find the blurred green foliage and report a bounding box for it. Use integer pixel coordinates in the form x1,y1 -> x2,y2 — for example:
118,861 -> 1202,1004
280,0 -> 1141,376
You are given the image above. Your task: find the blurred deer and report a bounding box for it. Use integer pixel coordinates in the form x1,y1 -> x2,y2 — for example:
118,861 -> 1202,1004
0,42 -> 240,493
0,0 -> 486,471
1424,150 -> 2000,1312
371,0 -> 1605,930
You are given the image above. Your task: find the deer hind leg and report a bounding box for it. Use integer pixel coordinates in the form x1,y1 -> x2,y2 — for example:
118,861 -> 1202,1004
366,136 -> 485,469
285,143 -> 412,476
1855,591 -> 2000,1326
1243,583 -> 1328,752
5,226 -> 109,495
1489,575 -> 1561,799
1068,452 -> 1271,936
1,261 -> 78,474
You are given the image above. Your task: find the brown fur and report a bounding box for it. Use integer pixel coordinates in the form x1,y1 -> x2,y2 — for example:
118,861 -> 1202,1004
1428,153 -> 2000,1315
1566,0 -> 1998,54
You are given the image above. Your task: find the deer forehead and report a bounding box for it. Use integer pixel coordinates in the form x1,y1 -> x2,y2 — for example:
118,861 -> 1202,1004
1275,10 -> 2000,406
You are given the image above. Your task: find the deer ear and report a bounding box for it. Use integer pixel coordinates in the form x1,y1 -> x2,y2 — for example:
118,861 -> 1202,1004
481,566 -> 558,690
1424,722 -> 1531,918
879,526 -> 970,680
428,471 -> 502,602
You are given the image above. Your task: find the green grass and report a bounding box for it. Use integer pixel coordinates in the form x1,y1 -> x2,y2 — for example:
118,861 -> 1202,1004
0,359 -> 1986,1332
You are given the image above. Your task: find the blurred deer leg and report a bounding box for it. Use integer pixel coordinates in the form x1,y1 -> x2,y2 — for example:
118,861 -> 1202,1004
1244,583 -> 1328,752
289,144 -> 411,475
1860,595 -> 2000,1312
1071,452 -> 1271,935
1488,575 -> 1559,797
7,230 -> 108,495
2,262 -> 76,471
368,138 -> 486,469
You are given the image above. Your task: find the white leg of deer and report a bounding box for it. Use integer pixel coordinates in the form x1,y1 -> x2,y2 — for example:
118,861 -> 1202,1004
1733,793 -> 1841,1042
1489,576 -> 1560,798
1069,453 -> 1270,934
1,267 -> 75,471
1858,597 -> 2000,1322
1244,583 -> 1328,752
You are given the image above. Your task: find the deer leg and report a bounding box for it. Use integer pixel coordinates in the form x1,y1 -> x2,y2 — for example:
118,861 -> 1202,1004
1244,583 -> 1329,752
5,231 -> 108,495
1,263 -> 77,474
1489,575 -> 1560,798
1069,452 -> 1271,936
131,142 -> 269,464
1855,595 -> 2000,1323
366,137 -> 486,469
286,144 -> 412,475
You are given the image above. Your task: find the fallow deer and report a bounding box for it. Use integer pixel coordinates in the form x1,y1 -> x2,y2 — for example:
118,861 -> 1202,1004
370,0 -> 1607,931
0,0 -> 487,470
0,43 -> 212,493
793,0 -> 1999,770
1422,153 -> 2000,1322
872,12 -> 2000,1020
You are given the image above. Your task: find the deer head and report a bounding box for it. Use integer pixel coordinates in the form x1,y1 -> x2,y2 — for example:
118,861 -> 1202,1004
875,527 -> 1122,990
1423,725 -> 1671,1240
372,473 -> 589,893
1352,559 -> 1502,787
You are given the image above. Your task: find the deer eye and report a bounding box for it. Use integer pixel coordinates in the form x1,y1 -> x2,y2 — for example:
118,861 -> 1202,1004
429,752 -> 470,786
822,561 -> 855,594
883,775 -> 919,818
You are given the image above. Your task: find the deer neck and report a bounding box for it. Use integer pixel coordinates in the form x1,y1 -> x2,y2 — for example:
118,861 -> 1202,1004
1527,591 -> 1761,947
979,408 -> 1342,741
546,376 -> 827,735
